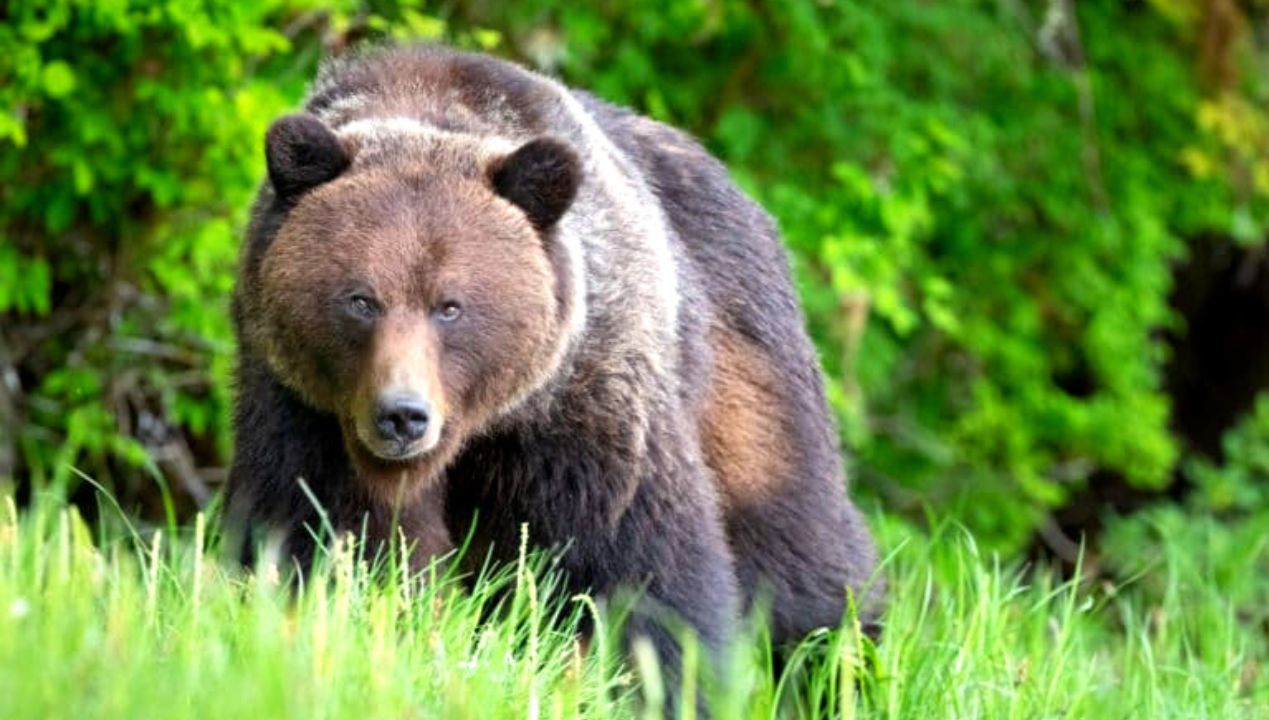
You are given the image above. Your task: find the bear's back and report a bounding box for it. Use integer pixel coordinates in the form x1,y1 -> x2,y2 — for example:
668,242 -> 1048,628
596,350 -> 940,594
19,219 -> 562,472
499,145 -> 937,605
576,92 -> 844,471
578,93 -> 883,634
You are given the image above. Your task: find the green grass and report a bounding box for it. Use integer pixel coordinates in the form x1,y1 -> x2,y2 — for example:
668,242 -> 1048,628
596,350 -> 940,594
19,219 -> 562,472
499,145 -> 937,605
0,495 -> 1265,719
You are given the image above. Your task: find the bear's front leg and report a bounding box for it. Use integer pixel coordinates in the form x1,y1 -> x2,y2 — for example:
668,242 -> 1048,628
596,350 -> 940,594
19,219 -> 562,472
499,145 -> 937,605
570,464 -> 740,715
607,480 -> 740,650
517,441 -> 740,700
224,354 -> 354,568
445,417 -> 740,708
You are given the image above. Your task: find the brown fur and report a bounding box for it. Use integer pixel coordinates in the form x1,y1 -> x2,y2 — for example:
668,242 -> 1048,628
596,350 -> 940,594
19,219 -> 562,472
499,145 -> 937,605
354,318 -> 447,426
227,48 -> 883,700
344,316 -> 446,495
700,329 -> 793,509
364,480 -> 453,569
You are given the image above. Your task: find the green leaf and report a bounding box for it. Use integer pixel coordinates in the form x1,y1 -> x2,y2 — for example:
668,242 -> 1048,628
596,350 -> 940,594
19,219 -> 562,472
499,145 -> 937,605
41,60 -> 77,98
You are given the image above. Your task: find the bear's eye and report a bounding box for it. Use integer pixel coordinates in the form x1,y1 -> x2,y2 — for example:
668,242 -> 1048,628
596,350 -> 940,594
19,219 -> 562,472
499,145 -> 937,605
435,300 -> 463,323
345,294 -> 381,321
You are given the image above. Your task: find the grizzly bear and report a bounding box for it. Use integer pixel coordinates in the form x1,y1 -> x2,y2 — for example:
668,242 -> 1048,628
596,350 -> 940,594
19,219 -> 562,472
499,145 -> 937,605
225,45 -> 882,677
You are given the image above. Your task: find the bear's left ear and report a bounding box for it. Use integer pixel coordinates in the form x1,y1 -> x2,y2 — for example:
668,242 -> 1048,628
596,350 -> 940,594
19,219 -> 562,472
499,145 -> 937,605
491,138 -> 581,230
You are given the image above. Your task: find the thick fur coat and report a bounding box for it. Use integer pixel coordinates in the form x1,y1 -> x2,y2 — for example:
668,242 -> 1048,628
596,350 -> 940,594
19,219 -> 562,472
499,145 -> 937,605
226,45 -> 882,676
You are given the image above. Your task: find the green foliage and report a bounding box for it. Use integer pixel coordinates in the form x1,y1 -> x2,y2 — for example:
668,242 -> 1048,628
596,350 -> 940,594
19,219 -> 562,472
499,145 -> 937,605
3,0 -> 288,493
1184,393 -> 1269,512
1102,502 -> 1269,628
2,1 -> 1268,549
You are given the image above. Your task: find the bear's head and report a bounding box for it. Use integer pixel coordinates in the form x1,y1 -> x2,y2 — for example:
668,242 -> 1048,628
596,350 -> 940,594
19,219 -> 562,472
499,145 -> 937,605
242,113 -> 582,498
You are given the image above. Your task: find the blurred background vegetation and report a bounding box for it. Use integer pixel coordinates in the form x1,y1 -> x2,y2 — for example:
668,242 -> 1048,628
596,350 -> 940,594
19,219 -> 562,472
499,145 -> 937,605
2,0 -> 1268,575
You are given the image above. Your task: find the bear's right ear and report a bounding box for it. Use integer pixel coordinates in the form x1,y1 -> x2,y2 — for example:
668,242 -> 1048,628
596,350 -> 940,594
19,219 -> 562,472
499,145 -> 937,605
265,114 -> 350,200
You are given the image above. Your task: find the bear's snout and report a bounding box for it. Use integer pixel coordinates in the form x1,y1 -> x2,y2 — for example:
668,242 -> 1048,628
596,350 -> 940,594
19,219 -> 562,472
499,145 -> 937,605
374,394 -> 431,445
355,387 -> 444,461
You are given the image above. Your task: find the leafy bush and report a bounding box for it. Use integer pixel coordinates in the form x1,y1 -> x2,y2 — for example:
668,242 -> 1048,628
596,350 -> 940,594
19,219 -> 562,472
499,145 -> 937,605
4,0 -> 290,503
1184,392 -> 1269,512
2,0 -> 1267,549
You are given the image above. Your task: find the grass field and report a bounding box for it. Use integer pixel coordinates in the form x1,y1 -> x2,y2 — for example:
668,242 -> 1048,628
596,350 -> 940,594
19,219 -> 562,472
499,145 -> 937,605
1,494 -> 1265,719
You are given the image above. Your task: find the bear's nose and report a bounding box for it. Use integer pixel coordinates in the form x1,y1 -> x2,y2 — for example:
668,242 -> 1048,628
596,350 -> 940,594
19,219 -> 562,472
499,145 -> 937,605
374,395 -> 430,444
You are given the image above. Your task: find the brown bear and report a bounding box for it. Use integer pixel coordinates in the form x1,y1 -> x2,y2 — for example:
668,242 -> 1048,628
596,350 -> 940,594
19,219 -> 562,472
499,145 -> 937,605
225,44 -> 882,679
